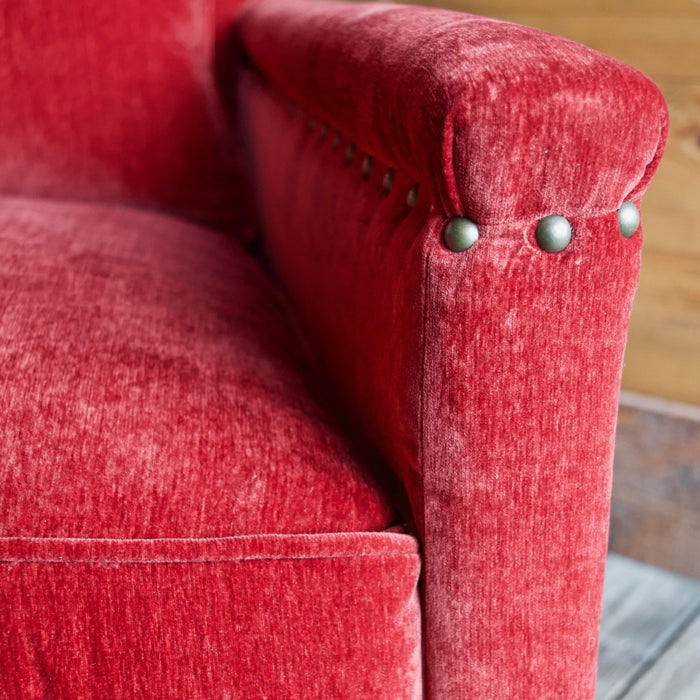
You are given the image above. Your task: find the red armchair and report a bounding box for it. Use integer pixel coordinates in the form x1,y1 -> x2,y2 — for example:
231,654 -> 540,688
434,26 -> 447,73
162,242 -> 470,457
0,0 -> 667,698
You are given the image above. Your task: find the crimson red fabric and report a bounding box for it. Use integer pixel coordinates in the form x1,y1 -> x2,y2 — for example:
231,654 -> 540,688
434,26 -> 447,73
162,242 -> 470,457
0,195 -> 397,538
0,532 -> 422,698
0,0 -> 253,235
236,0 -> 667,223
0,194 -> 423,696
235,2 -> 668,696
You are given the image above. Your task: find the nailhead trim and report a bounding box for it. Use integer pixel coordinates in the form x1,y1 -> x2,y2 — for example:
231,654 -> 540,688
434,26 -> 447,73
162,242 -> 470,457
286,103 -> 421,205
345,143 -> 355,165
283,97 -> 639,255
383,169 -> 395,193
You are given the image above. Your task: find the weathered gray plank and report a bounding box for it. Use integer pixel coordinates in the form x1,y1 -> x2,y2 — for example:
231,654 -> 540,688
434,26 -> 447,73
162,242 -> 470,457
624,611 -> 700,699
596,554 -> 700,699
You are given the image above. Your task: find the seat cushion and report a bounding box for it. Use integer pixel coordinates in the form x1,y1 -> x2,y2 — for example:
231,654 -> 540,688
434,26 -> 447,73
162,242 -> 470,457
0,197 -> 423,698
0,533 -> 423,698
0,196 -> 397,538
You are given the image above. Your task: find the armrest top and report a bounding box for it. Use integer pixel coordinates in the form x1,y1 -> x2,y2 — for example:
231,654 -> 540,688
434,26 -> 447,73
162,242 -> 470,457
236,0 -> 668,223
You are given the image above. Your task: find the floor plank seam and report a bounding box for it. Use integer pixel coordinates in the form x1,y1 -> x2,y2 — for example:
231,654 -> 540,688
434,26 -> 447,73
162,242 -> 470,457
614,600 -> 700,699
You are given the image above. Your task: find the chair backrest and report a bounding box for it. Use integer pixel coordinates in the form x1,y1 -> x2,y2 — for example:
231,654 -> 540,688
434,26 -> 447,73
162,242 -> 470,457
0,0 -> 254,237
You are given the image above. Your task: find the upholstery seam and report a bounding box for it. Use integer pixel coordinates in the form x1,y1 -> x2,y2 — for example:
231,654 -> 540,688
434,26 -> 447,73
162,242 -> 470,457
0,191 -> 218,229
0,532 -> 412,544
419,227 -> 441,530
417,215 -> 442,699
628,101 -> 670,201
0,553 -> 419,565
445,103 -> 462,216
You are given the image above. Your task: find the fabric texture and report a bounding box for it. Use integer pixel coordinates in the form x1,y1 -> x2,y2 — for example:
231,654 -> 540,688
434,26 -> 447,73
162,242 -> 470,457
0,196 -> 397,538
0,194 -> 423,698
0,0 -> 671,696
0,532 -> 422,699
0,0 -> 253,235
234,2 -> 669,697
236,0 -> 667,224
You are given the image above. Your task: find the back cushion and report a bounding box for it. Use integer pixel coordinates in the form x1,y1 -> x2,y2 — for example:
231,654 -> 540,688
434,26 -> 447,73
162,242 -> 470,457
0,0 -> 252,235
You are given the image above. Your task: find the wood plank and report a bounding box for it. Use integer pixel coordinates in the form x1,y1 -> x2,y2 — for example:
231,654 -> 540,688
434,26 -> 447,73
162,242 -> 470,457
596,553 -> 700,699
403,0 -> 700,18
633,81 -> 700,405
610,392 -> 700,578
622,250 -> 700,405
624,611 -> 700,699
641,83 -> 700,258
393,1 -> 700,81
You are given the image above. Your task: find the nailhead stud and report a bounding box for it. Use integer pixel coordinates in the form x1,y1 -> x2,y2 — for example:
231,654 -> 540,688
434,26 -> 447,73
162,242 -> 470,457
362,156 -> 373,180
444,217 -> 479,252
383,169 -> 394,193
618,201 -> 640,238
407,185 -> 419,208
535,215 -> 572,253
320,123 -> 329,141
345,143 -> 355,164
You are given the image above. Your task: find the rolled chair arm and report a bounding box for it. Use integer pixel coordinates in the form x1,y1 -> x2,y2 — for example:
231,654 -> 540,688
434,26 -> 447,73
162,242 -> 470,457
236,0 -> 667,223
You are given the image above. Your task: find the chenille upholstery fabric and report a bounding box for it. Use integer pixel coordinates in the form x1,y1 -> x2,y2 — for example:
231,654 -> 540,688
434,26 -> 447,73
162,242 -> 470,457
235,1 -> 668,697
1,534 -> 422,698
0,0 -> 670,696
236,0 -> 667,223
0,0 -> 254,235
0,197 -> 400,539
0,196 -> 422,697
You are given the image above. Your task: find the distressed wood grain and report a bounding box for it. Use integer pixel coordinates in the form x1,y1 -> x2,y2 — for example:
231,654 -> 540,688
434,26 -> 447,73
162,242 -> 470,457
596,553 -> 700,699
624,611 -> 700,700
609,392 -> 700,578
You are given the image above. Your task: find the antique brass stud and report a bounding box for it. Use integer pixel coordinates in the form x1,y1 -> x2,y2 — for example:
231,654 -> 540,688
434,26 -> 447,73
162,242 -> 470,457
535,215 -> 572,253
444,217 -> 479,252
345,143 -> 355,164
618,201 -> 640,238
383,169 -> 394,193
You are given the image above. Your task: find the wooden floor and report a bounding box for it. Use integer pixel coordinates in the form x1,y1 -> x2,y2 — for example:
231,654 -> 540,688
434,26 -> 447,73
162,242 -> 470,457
597,553 -> 700,698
